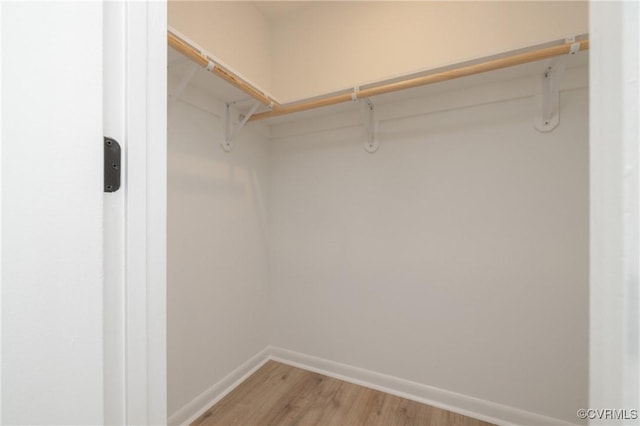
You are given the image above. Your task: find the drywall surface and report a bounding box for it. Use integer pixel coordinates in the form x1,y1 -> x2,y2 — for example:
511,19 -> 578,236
1,2 -> 104,424
168,1 -> 587,103
270,1 -> 588,101
271,1 -> 588,102
169,0 -> 272,95
167,82 -> 270,418
268,80 -> 589,422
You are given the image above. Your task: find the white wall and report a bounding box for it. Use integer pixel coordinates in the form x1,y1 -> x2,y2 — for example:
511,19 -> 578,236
1,2 -> 104,424
167,81 -> 270,419
268,72 -> 589,423
168,0 -> 272,95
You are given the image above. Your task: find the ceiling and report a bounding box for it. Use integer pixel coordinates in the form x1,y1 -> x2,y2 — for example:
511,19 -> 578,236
250,1 -> 311,20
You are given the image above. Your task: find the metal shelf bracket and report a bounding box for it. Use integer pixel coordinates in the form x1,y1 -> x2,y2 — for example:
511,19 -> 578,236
534,37 -> 580,133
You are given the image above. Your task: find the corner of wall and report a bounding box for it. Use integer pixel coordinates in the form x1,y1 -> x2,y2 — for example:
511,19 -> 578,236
167,347 -> 271,426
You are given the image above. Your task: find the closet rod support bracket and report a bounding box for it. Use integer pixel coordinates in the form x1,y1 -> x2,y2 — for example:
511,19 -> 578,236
169,62 -> 199,109
361,98 -> 379,153
222,101 -> 261,152
534,58 -> 565,132
534,36 -> 580,132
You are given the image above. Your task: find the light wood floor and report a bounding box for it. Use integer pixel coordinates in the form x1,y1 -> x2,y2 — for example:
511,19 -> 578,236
192,361 -> 494,426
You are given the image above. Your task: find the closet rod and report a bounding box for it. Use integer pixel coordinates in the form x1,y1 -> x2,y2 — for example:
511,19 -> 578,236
168,30 -> 588,122
168,31 -> 277,108
249,38 -> 589,121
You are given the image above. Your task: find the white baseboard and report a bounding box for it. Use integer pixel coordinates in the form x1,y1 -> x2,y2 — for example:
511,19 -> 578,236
268,346 -> 578,426
168,345 -> 577,426
167,347 -> 271,426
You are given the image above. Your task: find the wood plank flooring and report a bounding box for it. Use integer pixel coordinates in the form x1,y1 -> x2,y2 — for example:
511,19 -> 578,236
192,361 -> 494,426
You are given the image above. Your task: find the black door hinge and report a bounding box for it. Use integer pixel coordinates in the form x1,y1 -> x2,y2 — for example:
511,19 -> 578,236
104,137 -> 121,192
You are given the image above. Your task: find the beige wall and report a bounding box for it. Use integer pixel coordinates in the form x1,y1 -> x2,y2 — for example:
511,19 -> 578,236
270,1 -> 588,101
168,0 -> 272,94
169,1 -> 587,103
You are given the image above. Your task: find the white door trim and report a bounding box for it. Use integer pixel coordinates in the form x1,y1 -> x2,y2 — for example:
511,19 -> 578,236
123,1 -> 167,424
589,0 -> 640,418
0,2 -> 4,421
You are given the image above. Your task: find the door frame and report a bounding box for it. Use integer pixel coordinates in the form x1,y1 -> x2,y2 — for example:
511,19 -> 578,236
116,1 -> 167,423
589,0 -> 640,416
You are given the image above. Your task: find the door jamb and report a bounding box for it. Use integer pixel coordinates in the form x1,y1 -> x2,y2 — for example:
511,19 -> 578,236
122,1 -> 167,424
